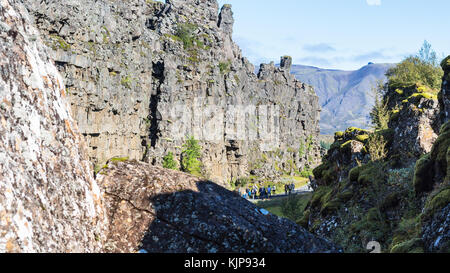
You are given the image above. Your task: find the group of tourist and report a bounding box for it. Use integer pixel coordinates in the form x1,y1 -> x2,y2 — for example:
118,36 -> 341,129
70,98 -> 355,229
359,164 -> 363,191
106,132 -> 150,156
240,185 -> 277,200
284,183 -> 296,195
238,182 -> 297,200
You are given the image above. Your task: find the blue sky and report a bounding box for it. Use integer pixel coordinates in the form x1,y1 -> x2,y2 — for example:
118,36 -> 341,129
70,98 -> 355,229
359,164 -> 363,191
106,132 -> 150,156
216,0 -> 449,70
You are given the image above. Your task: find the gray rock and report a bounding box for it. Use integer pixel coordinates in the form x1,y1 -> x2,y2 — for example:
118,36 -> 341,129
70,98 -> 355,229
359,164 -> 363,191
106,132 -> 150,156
23,0 -> 322,186
0,0 -> 106,253
98,160 -> 342,253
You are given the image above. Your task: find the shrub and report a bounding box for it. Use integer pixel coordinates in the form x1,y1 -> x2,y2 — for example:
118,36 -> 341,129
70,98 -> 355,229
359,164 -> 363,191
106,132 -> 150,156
175,23 -> 198,49
370,81 -> 391,130
367,134 -> 388,161
219,60 -> 231,74
181,136 -> 202,176
163,152 -> 178,170
386,56 -> 443,91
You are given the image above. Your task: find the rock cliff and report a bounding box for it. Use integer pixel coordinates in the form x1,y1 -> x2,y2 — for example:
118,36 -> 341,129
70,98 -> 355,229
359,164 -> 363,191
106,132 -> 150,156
98,160 -> 341,253
23,0 -> 321,186
0,0 -> 339,253
0,0 -> 106,252
303,57 -> 450,253
440,56 -> 450,123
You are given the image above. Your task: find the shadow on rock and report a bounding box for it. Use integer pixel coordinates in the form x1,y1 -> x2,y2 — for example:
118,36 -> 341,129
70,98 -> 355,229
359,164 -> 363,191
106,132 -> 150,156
98,161 -> 341,253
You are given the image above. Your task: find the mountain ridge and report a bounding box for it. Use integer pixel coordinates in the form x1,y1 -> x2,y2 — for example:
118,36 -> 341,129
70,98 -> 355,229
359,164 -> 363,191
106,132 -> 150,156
290,62 -> 395,135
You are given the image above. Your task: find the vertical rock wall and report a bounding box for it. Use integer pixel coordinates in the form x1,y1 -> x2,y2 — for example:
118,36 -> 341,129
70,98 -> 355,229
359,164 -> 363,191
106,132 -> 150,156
24,0 -> 322,186
0,0 -> 106,252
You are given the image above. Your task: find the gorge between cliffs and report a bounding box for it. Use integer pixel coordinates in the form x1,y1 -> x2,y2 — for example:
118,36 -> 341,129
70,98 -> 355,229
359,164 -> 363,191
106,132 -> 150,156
0,0 -> 448,254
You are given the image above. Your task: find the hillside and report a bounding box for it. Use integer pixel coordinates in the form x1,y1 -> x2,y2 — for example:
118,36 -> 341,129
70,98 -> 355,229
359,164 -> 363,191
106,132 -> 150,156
291,63 -> 394,135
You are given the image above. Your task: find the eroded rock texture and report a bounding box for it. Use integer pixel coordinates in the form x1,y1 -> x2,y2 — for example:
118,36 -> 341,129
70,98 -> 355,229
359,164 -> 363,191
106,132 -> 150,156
98,160 -> 341,253
23,0 -> 321,186
0,0 -> 106,252
440,56 -> 450,123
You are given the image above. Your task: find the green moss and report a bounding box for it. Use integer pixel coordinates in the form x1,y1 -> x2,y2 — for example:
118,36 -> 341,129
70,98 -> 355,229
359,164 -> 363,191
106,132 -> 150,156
356,162 -> 385,185
337,189 -> 354,202
441,55 -> 450,70
390,238 -> 424,253
49,34 -> 71,51
425,188 -> 450,217
340,140 -> 352,149
297,209 -> 310,228
408,92 -> 438,101
356,134 -> 369,143
121,76 -> 132,89
321,199 -> 342,216
110,157 -> 129,163
348,165 -> 362,182
413,153 -> 434,193
380,192 -> 401,211
94,164 -> 109,174
430,121 -> 450,183
310,186 -> 333,208
395,89 -> 404,95
219,60 -> 231,74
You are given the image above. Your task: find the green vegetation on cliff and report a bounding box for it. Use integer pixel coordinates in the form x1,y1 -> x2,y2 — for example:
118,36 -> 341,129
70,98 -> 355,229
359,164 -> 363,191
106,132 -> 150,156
288,45 -> 449,253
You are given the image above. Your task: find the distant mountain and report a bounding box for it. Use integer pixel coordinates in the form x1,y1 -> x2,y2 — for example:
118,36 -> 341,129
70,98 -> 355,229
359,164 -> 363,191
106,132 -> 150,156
290,63 -> 394,135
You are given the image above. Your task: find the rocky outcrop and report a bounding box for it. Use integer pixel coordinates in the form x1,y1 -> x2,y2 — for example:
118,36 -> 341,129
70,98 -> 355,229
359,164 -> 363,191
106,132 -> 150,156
0,0 -> 106,252
388,85 -> 440,159
440,56 -> 450,123
98,160 -> 341,253
23,0 -> 321,186
303,59 -> 449,253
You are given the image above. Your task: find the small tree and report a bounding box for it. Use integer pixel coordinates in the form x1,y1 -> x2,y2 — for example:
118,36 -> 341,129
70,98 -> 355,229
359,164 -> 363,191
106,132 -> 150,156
181,136 -> 202,176
370,82 -> 391,130
367,134 -> 388,161
417,40 -> 438,67
163,152 -> 178,170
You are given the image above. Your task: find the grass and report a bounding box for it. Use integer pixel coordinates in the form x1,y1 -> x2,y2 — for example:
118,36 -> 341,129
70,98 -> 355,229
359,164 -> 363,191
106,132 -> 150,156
281,175 -> 309,188
256,193 -> 312,222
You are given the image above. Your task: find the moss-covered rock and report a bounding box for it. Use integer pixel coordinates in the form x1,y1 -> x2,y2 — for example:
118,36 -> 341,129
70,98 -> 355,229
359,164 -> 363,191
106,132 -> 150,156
337,189 -> 354,202
348,165 -> 362,182
430,122 -> 450,182
313,161 -> 337,185
413,153 -> 434,193
424,188 -> 450,218
441,55 -> 450,71
310,186 -> 333,209
380,192 -> 401,211
357,162 -> 385,185
297,209 -> 310,229
321,199 -> 342,216
390,238 -> 424,253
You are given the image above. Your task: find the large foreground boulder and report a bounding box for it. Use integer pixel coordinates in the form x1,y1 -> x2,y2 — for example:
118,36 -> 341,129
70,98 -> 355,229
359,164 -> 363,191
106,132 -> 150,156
0,0 -> 106,252
98,160 -> 342,253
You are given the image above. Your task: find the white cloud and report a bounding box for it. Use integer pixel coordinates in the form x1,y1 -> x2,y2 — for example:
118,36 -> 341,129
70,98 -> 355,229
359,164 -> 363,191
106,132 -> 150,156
366,0 -> 381,6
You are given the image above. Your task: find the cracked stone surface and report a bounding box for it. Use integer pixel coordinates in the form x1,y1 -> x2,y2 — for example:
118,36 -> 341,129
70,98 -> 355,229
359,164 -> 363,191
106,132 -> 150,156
23,0 -> 322,186
0,0 -> 106,253
98,160 -> 342,253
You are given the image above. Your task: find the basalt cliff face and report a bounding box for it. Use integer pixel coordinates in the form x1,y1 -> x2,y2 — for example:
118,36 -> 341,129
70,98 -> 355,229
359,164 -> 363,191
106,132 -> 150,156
0,0 -> 106,252
23,0 -> 322,186
0,0 -> 339,253
304,61 -> 450,253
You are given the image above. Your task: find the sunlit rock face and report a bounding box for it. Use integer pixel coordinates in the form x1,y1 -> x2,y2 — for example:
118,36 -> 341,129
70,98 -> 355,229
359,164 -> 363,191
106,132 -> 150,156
0,0 -> 106,253
23,0 -> 322,186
